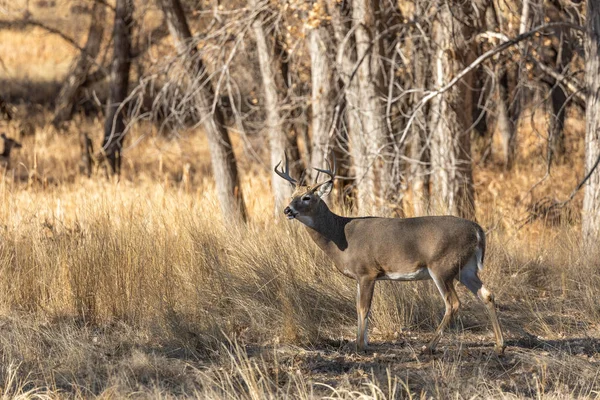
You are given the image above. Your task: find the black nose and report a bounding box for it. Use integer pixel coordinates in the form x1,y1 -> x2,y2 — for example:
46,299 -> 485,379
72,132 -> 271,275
284,206 -> 292,215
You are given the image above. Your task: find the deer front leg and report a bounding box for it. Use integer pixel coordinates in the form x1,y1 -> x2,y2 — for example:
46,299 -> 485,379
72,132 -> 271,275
356,278 -> 375,353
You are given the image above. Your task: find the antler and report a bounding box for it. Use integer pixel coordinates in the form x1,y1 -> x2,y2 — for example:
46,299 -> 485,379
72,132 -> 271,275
313,154 -> 336,185
274,154 -> 298,187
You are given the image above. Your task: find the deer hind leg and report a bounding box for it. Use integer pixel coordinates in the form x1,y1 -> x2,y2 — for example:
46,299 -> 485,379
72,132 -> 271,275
424,274 -> 456,354
356,278 -> 375,353
459,260 -> 505,355
447,280 -> 461,318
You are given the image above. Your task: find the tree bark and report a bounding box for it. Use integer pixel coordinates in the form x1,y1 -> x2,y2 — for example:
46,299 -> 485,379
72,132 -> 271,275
548,82 -> 567,163
409,38 -> 431,217
308,23 -> 335,176
429,1 -> 476,219
249,0 -> 291,213
102,0 -> 132,175
353,0 -> 385,214
273,33 -> 304,179
52,1 -> 106,127
545,1 -> 575,165
332,0 -> 385,214
487,0 -> 520,170
158,0 -> 247,223
79,132 -> 94,177
497,69 -> 517,169
582,0 -> 600,246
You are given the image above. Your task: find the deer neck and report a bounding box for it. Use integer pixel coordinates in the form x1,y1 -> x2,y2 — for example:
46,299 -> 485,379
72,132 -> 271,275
299,201 -> 349,254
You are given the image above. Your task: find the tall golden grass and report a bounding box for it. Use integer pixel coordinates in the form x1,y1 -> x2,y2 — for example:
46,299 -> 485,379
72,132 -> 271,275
0,121 -> 598,397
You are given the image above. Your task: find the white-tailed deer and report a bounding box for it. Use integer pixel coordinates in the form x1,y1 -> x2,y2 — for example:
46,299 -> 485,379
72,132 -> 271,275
275,156 -> 505,355
0,133 -> 22,169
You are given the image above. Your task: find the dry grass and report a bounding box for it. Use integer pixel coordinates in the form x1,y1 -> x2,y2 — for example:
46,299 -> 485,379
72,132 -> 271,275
0,121 -> 598,398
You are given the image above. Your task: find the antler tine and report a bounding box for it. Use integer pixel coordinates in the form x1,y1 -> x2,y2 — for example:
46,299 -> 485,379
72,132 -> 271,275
313,154 -> 336,182
274,154 -> 298,186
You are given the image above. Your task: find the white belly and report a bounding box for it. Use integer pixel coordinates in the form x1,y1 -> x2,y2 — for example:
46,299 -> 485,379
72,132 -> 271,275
379,268 -> 431,281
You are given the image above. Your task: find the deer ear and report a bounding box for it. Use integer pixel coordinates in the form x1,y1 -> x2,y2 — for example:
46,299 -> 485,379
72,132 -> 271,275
314,181 -> 333,198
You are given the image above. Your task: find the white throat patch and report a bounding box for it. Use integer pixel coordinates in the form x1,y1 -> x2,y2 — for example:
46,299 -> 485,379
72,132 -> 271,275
295,214 -> 314,228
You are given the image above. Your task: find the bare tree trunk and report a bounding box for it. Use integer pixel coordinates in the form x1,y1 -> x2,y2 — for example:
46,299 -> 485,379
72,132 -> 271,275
101,0 -> 132,175
497,69 -> 517,169
548,82 -> 567,162
409,43 -> 431,217
53,1 -> 106,127
582,0 -> 600,246
79,132 -> 94,177
429,1 -> 476,219
471,67 -> 489,139
249,0 -> 292,213
273,33 -> 304,178
480,0 -> 518,169
158,0 -> 247,223
326,0 -> 359,204
492,0 -> 532,169
544,1 -> 575,165
342,0 -> 386,214
308,24 -> 335,176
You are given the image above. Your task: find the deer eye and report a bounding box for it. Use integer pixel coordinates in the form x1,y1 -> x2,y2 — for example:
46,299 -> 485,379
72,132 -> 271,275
302,195 -> 311,202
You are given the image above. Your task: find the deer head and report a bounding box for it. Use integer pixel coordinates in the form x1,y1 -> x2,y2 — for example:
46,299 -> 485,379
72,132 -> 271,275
274,155 -> 335,225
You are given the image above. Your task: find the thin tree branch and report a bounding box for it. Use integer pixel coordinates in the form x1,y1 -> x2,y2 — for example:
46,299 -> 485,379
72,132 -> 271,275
530,57 -> 586,106
21,18 -> 85,53
400,22 -> 585,147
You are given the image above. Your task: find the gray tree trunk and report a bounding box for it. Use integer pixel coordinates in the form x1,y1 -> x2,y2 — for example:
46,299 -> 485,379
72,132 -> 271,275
101,0 -> 133,175
336,0 -> 386,214
489,0 -> 519,169
249,0 -> 291,214
273,33 -> 304,179
492,0 -> 530,169
429,1 -> 476,219
497,69 -> 517,169
545,1 -> 576,165
353,0 -> 385,214
548,83 -> 567,163
158,0 -> 247,223
582,0 -> 600,246
409,42 -> 431,217
308,25 -> 335,176
53,1 -> 106,127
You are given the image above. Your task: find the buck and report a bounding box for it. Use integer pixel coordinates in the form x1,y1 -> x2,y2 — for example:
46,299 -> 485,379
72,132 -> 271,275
275,156 -> 505,355
0,133 -> 22,169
